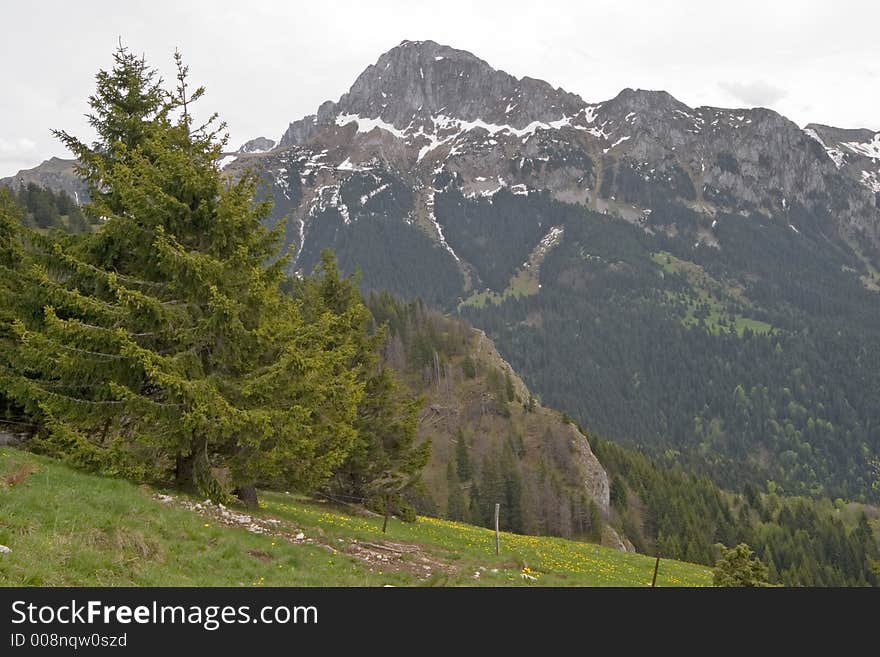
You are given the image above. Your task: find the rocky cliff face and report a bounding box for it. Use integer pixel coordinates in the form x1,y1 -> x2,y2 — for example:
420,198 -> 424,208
221,40 -> 880,289
472,328 -> 610,514
408,317 -> 610,534
805,123 -> 880,204
237,136 -> 276,153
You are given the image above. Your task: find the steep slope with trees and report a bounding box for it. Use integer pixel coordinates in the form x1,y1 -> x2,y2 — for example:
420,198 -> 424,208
594,436 -> 879,586
365,292 -> 611,540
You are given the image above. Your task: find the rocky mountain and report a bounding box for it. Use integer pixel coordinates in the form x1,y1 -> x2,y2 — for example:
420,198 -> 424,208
0,157 -> 87,204
237,136 -> 276,153
217,40 -> 879,290
804,123 -> 880,199
7,41 -> 879,273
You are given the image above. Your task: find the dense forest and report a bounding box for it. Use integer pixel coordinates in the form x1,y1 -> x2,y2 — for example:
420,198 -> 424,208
594,437 -> 879,586
363,293 -> 879,585
461,206 -> 880,502
3,182 -> 96,234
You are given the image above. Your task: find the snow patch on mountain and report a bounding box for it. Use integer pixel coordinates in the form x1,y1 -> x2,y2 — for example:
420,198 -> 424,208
360,183 -> 390,205
537,225 -> 564,253
336,103 -> 607,163
218,155 -> 237,169
841,134 -> 880,160
310,184 -> 351,224
425,187 -> 460,262
336,113 -> 408,139
803,128 -> 846,168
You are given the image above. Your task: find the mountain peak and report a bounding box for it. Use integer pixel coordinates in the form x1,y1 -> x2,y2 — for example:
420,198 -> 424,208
278,40 -> 586,148
602,87 -> 693,117
237,136 -> 276,154
804,123 -> 878,147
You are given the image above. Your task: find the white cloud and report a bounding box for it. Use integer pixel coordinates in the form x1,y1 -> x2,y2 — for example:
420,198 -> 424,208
719,80 -> 788,108
0,137 -> 37,160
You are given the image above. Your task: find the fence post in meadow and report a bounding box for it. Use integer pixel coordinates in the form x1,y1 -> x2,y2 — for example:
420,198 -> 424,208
382,494 -> 391,534
651,553 -> 661,587
494,503 -> 500,555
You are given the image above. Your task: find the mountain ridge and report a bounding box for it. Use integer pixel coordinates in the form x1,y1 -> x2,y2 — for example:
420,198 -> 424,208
213,41 -> 876,290
5,40 -> 878,233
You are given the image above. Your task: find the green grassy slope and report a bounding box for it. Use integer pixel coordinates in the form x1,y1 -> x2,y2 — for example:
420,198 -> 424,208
0,448 -> 711,587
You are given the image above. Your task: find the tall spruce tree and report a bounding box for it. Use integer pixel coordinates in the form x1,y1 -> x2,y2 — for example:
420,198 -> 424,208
0,47 -> 364,504
0,191 -> 26,422
298,251 -> 430,514
455,429 -> 471,481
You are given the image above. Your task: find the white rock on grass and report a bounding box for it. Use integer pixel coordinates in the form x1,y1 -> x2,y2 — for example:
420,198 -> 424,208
0,545 -> 11,555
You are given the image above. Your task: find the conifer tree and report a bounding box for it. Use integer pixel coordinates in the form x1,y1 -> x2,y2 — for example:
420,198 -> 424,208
588,499 -> 603,542
501,443 -> 524,533
455,429 -> 471,481
713,543 -> 770,587
0,47 -> 364,504
0,191 -> 26,421
300,251 -> 430,513
446,462 -> 467,522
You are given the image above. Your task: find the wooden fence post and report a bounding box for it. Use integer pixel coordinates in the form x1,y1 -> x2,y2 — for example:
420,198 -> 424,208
382,494 -> 391,534
494,503 -> 500,555
651,553 -> 661,587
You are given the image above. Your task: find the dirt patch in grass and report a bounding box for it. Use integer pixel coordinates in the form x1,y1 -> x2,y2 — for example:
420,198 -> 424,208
3,463 -> 38,488
247,549 -> 273,563
154,492 -> 455,581
346,539 -> 455,579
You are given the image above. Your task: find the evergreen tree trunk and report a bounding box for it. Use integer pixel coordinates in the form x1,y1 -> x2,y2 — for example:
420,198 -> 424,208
175,452 -> 197,490
236,485 -> 259,509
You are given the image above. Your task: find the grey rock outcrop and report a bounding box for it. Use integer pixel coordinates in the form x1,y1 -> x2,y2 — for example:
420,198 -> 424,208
237,136 -> 276,153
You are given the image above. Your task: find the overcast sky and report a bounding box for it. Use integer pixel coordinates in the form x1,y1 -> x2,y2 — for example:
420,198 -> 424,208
2,0 -> 878,175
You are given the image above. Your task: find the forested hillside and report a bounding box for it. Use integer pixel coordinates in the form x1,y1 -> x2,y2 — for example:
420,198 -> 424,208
593,437 -> 879,586
2,183 -> 96,233
365,292 -> 611,542
364,293 -> 880,586
462,207 -> 880,503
